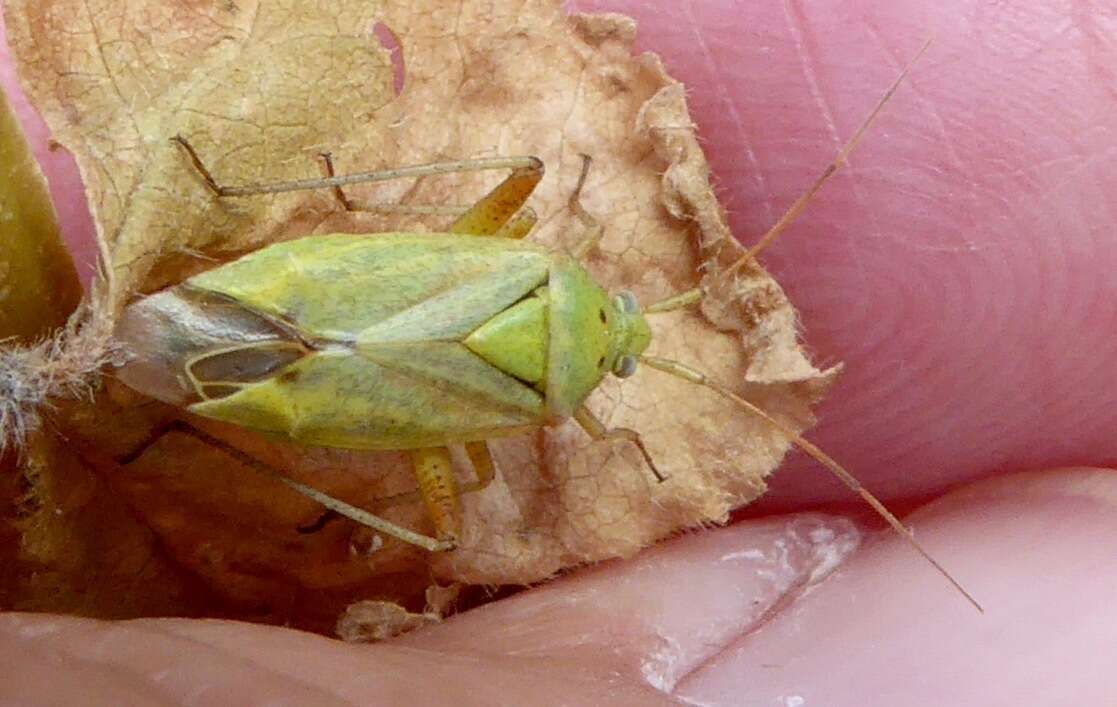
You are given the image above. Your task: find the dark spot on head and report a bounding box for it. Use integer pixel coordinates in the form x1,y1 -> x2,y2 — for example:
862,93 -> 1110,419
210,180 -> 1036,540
598,308 -> 607,324
597,355 -> 606,369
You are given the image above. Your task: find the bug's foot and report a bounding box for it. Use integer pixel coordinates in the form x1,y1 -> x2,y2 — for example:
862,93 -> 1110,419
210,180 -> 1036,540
296,510 -> 340,534
432,535 -> 458,553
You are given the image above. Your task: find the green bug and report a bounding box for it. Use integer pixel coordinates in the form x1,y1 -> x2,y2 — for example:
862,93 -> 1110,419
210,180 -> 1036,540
118,149 -> 667,553
114,40 -> 981,611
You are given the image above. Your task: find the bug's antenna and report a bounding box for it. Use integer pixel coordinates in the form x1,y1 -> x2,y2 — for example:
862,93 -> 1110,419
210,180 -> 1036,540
639,353 -> 983,614
723,37 -> 932,278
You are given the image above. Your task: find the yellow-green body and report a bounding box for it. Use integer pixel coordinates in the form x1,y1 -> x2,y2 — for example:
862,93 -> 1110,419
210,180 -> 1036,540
123,232 -> 652,451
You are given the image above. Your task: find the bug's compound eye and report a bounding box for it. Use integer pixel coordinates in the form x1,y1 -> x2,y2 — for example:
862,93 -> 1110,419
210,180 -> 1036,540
614,291 -> 639,314
614,354 -> 638,378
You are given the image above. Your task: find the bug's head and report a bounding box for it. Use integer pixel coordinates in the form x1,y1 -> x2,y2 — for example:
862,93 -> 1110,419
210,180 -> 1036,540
607,290 -> 652,379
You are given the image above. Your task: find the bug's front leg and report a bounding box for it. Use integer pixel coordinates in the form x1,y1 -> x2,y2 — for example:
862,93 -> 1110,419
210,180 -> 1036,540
573,405 -> 667,483
566,155 -> 605,259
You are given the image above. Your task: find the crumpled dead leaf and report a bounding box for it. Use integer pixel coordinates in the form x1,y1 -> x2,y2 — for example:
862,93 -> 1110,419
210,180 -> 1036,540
3,0 -> 837,631
336,584 -> 458,642
0,80 -> 201,618
336,600 -> 440,643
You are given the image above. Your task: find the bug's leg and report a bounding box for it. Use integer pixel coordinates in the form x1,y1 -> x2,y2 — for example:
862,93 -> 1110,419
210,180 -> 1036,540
316,151 -> 471,217
573,405 -> 667,483
317,151 -> 355,211
120,419 -> 453,552
296,511 -> 339,534
320,147 -> 542,235
490,208 -> 539,239
315,153 -> 543,235
410,447 -> 461,547
567,155 -> 604,259
116,417 -> 183,465
461,441 -> 497,494
171,134 -> 539,202
447,159 -> 543,237
371,441 -> 496,513
119,419 -> 347,534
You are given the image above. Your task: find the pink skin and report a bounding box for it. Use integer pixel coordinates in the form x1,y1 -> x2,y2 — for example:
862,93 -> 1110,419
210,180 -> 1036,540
2,1 -> 1115,704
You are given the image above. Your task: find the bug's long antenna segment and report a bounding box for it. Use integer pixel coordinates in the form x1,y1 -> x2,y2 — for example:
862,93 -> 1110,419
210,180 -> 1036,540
640,354 -> 983,613
724,37 -> 933,277
644,287 -> 704,314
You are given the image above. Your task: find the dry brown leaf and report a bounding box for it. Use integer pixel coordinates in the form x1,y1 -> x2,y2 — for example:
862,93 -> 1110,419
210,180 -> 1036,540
4,0 -> 836,630
0,74 -> 154,616
4,428 -> 220,619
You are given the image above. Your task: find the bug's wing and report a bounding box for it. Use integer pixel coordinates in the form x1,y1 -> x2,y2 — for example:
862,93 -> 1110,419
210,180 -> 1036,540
185,233 -> 550,342
189,342 -> 546,450
115,286 -> 307,406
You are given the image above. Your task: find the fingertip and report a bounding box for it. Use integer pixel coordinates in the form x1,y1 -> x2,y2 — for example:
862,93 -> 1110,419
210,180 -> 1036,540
676,468 -> 1117,706
405,513 -> 864,692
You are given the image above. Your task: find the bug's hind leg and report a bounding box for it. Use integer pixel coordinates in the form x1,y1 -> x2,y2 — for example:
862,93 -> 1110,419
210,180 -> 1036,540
574,405 -> 667,483
316,150 -> 542,234
171,134 -> 538,205
299,443 -> 496,536
316,151 -> 471,217
447,160 -> 542,237
410,447 -> 461,547
119,418 -> 453,552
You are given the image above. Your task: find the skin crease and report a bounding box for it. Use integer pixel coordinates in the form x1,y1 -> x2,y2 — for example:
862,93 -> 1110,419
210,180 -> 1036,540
2,0 -> 1117,704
